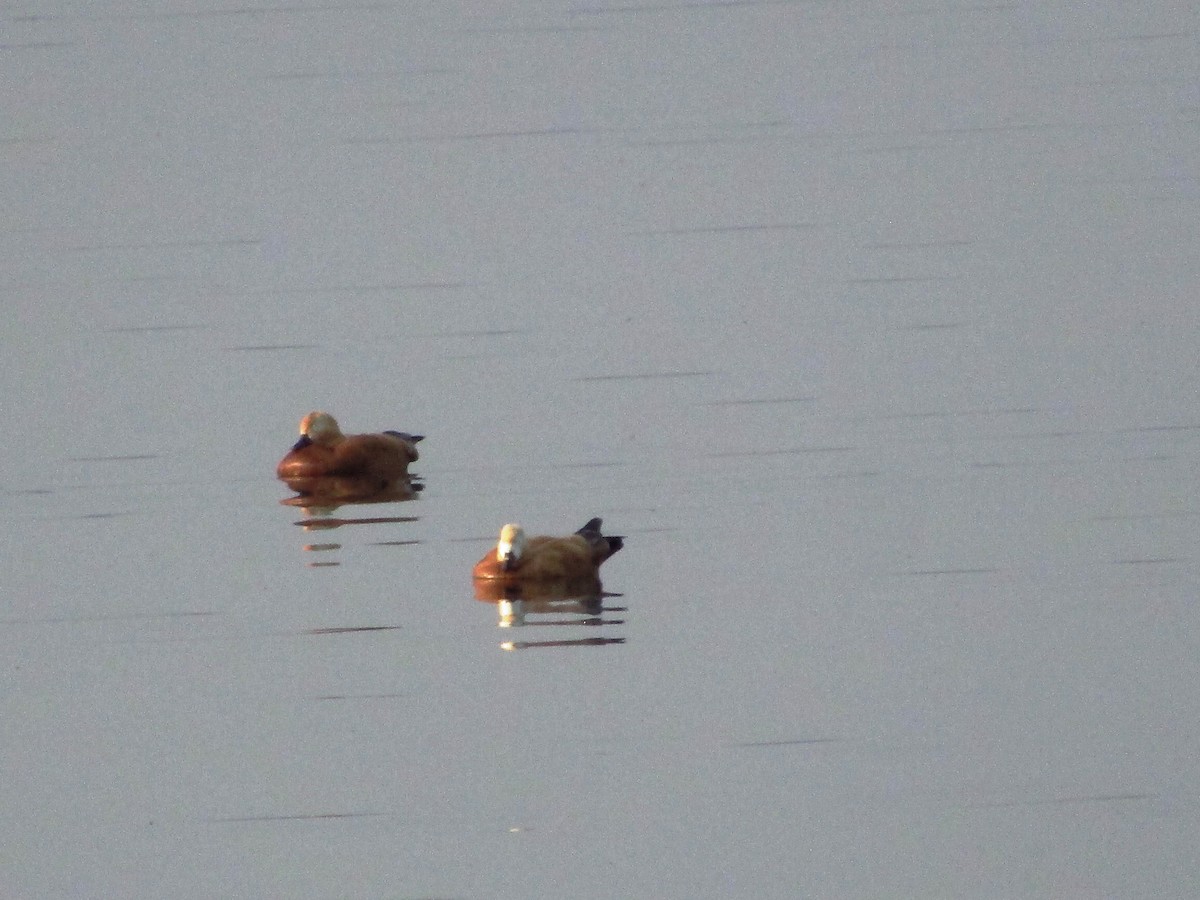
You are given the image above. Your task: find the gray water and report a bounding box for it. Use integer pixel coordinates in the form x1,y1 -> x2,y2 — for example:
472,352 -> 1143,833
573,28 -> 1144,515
3,2 -> 1198,897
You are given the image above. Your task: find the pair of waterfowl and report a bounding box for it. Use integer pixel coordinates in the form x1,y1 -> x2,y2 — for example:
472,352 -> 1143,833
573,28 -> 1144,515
277,412 -> 624,584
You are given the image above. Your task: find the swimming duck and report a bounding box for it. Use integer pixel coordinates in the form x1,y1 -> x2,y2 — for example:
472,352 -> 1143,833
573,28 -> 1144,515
473,518 -> 623,582
276,411 -> 422,481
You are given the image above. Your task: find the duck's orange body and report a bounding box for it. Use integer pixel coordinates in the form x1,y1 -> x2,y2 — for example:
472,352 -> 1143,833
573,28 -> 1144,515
276,412 -> 422,481
473,518 -> 623,583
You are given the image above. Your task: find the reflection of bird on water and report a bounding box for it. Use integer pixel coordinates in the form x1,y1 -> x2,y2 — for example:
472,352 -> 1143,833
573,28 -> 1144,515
473,574 -> 606,605
277,411 -> 422,481
475,577 -> 627,626
501,636 -> 625,651
494,594 -> 626,628
278,474 -> 423,508
473,518 -> 623,583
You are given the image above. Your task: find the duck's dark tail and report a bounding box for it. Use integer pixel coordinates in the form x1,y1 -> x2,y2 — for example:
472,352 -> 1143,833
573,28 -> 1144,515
577,517 -> 624,557
383,430 -> 424,443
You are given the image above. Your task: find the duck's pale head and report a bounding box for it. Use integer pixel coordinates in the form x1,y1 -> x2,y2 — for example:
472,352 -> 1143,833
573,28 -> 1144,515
497,523 -> 526,571
299,411 -> 343,445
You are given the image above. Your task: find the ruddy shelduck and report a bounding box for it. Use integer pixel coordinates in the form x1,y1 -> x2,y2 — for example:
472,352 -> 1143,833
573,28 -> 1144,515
276,411 -> 422,481
473,518 -> 623,582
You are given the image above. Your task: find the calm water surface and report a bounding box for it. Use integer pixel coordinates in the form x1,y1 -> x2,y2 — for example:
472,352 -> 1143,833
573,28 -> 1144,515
3,2 -> 1198,897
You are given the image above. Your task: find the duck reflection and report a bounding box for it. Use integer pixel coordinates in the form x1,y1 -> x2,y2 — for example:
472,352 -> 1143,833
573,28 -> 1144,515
279,473 -> 423,510
474,577 -> 627,650
279,474 -> 421,567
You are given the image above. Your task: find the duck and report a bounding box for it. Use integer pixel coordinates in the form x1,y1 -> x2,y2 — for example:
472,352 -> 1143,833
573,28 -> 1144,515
473,518 -> 623,583
276,411 -> 422,481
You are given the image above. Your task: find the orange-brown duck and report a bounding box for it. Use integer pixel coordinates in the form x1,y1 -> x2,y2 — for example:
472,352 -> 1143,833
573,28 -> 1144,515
276,411 -> 422,481
473,518 -> 623,583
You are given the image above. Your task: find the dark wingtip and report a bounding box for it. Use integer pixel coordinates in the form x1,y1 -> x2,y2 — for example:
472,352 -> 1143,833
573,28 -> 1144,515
577,518 -> 623,556
383,430 -> 424,443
